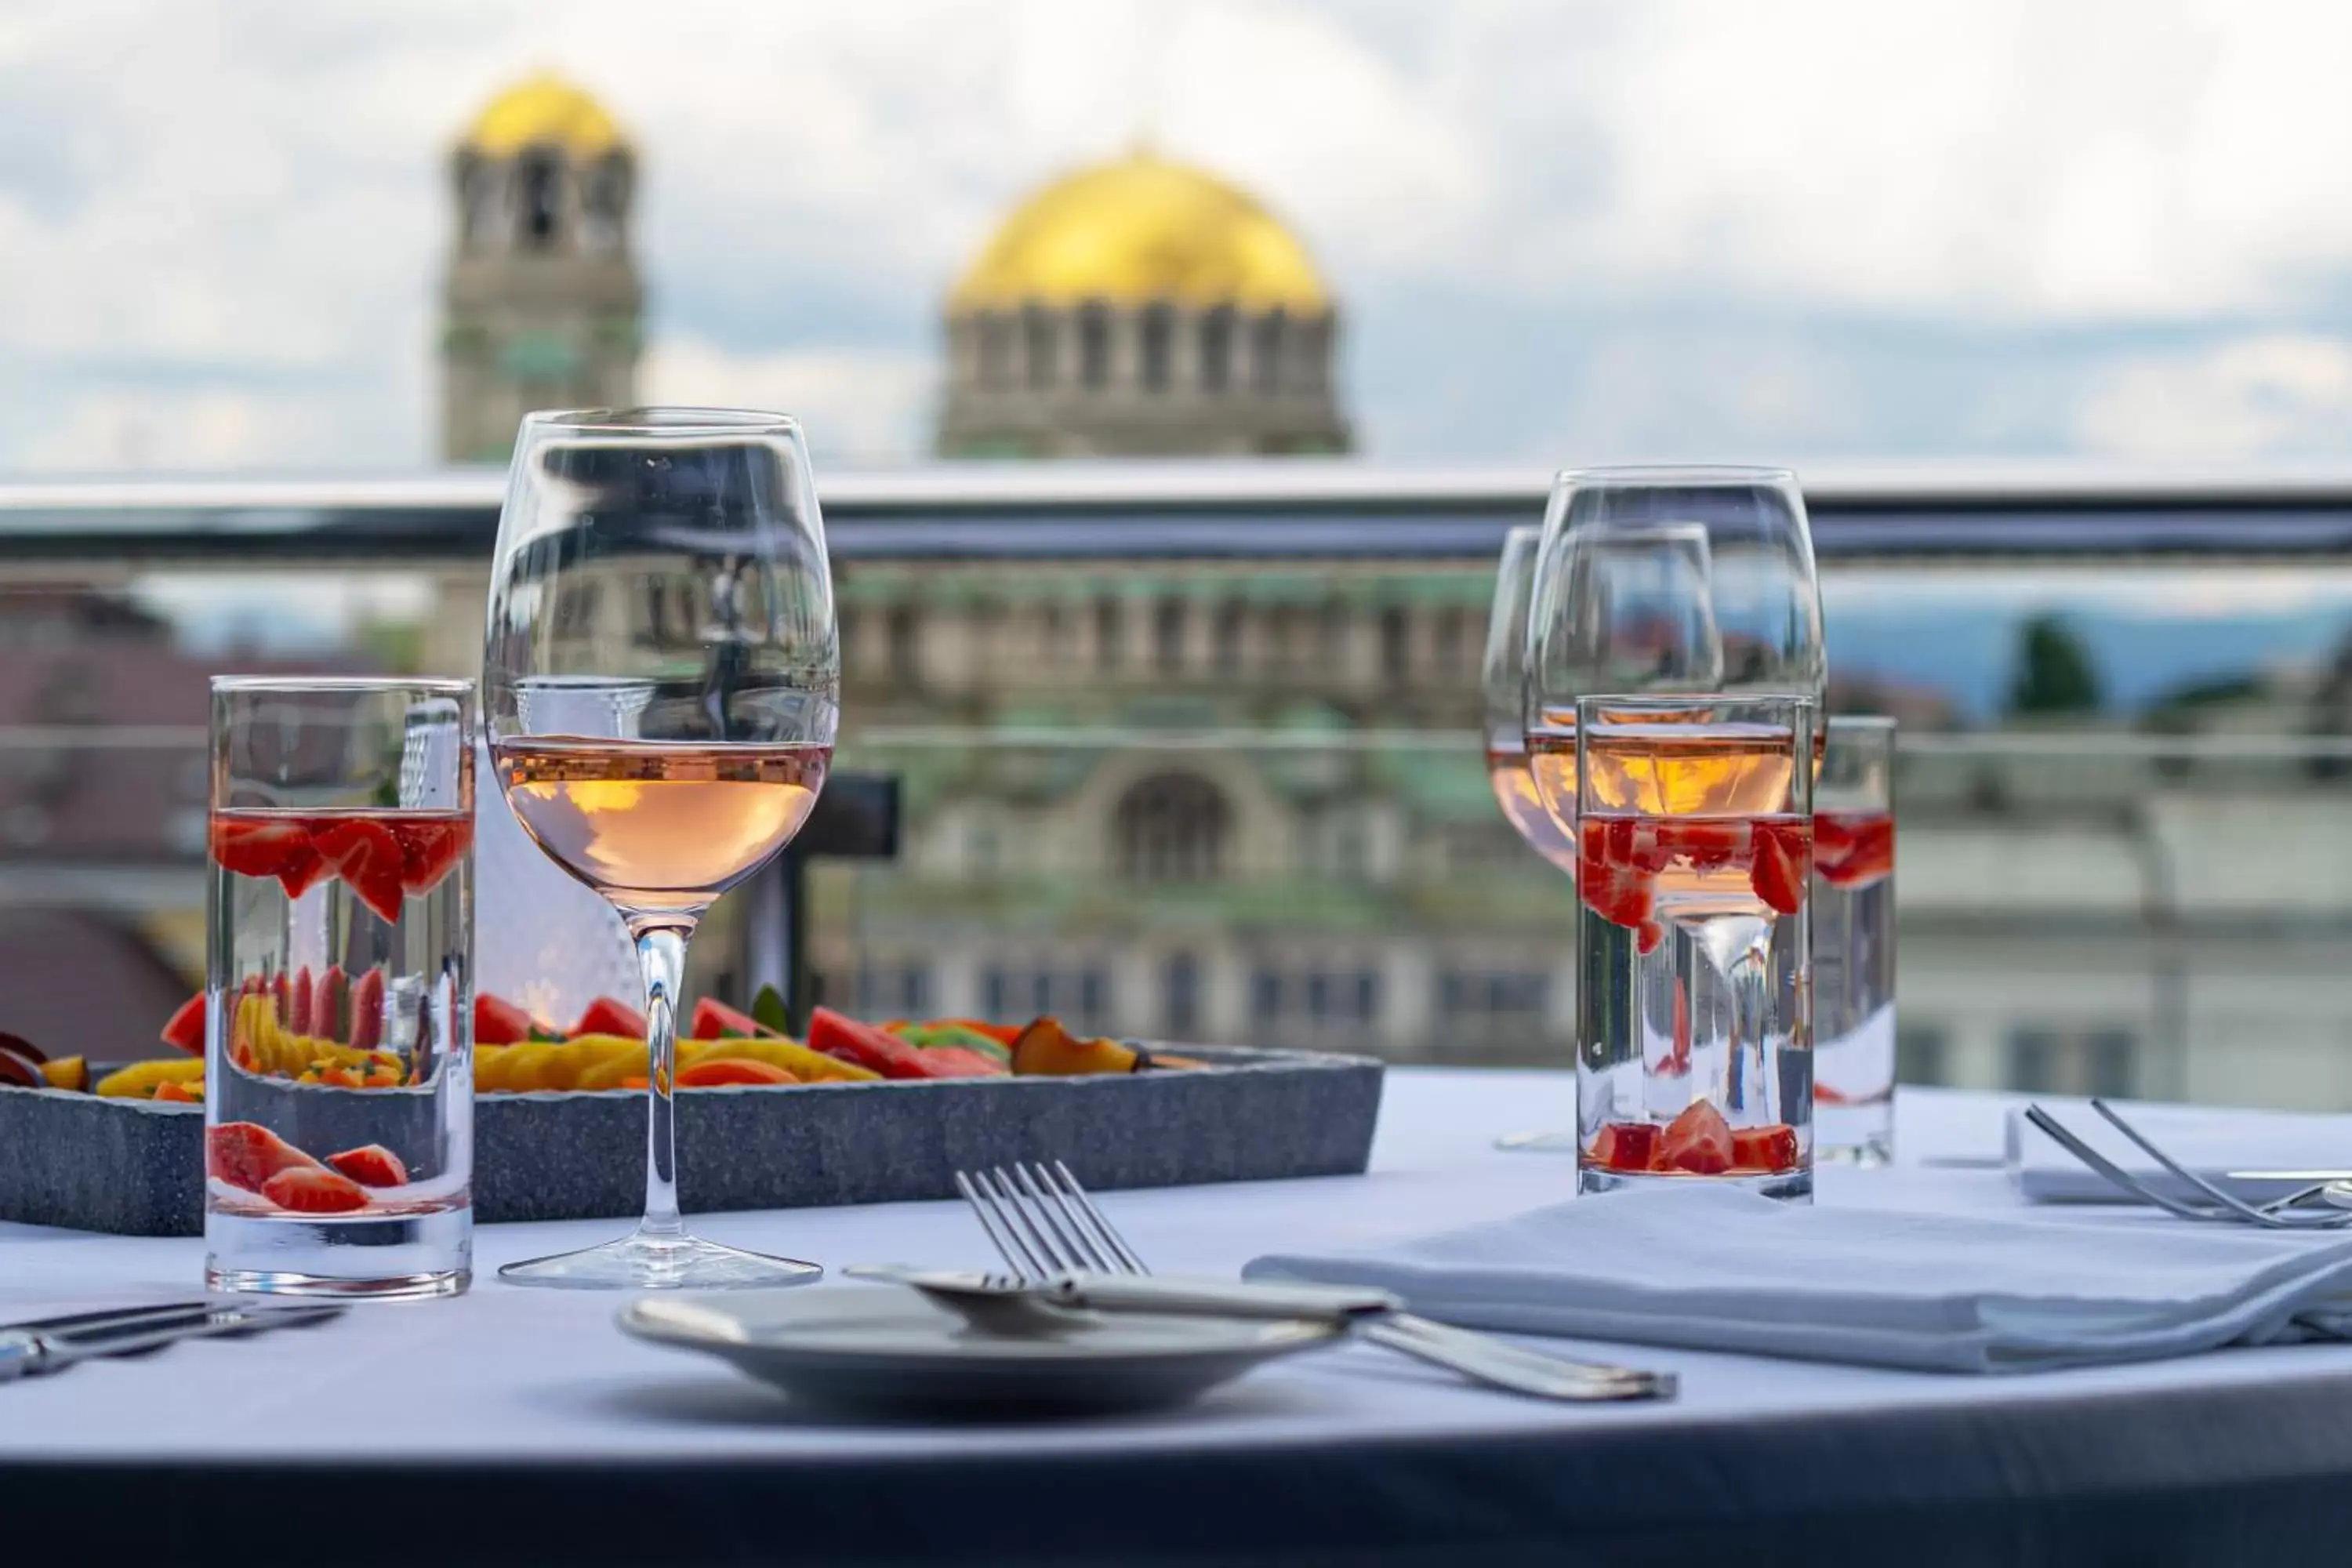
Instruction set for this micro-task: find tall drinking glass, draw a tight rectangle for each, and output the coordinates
[1574,695,1814,1200]
[206,677,475,1298]
[1813,716,1896,1164]
[485,408,838,1290]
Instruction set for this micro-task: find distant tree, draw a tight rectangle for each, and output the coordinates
[2008,615,2103,717]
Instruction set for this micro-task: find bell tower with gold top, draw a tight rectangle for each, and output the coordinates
[938,149,1351,458]
[441,75,644,463]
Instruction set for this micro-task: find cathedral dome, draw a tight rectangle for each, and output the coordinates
[951,150,1329,315]
[463,74,628,159]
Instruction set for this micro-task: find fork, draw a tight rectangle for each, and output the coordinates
[2026,1100,2352,1230]
[956,1162,1675,1403]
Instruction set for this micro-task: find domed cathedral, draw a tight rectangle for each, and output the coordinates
[936,149,1352,458]
[440,75,644,463]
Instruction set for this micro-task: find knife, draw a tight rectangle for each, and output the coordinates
[0,1302,343,1381]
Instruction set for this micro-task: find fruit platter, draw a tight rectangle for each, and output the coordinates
[0,987,1382,1236]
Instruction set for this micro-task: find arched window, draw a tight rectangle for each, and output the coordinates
[1295,317,1330,394]
[1251,310,1287,394]
[1200,307,1235,393]
[581,158,629,252]
[1140,304,1173,391]
[1023,307,1057,388]
[1078,303,1112,388]
[1115,772,1232,882]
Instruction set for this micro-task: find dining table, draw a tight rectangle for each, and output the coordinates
[9,1070,2352,1567]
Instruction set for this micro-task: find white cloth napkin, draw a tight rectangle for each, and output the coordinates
[2006,1098,2352,1205]
[1244,1185,2352,1373]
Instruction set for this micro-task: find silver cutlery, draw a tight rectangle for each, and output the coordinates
[953,1161,1675,1403]
[0,1301,344,1381]
[2026,1099,2352,1229]
[844,1263,1400,1335]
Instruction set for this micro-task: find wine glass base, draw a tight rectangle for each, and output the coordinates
[497,1230,823,1290]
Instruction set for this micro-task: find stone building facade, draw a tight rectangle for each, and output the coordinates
[440,75,644,464]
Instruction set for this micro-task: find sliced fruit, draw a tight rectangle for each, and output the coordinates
[153,1080,201,1103]
[38,1055,86,1091]
[261,1166,370,1214]
[895,1022,1014,1065]
[1659,1100,1735,1175]
[1587,1121,1660,1173]
[0,1048,39,1090]
[209,817,323,894]
[1577,851,1657,931]
[1661,819,1752,870]
[1815,811,1894,889]
[675,1058,798,1087]
[810,1007,974,1080]
[208,1120,323,1190]
[394,817,471,897]
[1008,1017,1141,1076]
[474,993,536,1046]
[913,1045,1009,1078]
[573,996,649,1040]
[270,971,293,1034]
[0,1031,45,1064]
[161,993,206,1055]
[689,996,765,1040]
[97,1057,208,1098]
[326,1145,410,1186]
[289,965,314,1037]
[1635,919,1664,955]
[311,966,347,1042]
[1730,1123,1800,1174]
[674,1034,878,1085]
[313,818,407,923]
[348,967,386,1052]
[925,1017,1022,1047]
[1748,818,1809,916]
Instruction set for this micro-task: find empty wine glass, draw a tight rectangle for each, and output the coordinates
[1534,466,1824,701]
[483,408,839,1290]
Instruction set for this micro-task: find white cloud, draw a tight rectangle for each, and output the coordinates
[639,336,931,463]
[6,0,2352,470]
[2073,335,2352,459]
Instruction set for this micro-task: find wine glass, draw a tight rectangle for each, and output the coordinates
[1491,520,1722,1154]
[1534,466,1824,701]
[484,408,839,1290]
[1523,518,1725,829]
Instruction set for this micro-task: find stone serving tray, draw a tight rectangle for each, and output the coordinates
[0,1045,1384,1237]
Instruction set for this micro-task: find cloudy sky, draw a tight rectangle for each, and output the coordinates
[5,0,2352,472]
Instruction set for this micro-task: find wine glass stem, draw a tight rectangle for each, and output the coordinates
[632,924,691,1242]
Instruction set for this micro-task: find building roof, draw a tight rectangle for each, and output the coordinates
[462,74,628,158]
[951,149,1330,314]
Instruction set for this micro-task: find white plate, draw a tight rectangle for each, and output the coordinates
[619,1284,1345,1417]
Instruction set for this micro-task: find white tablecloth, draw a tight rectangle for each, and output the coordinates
[8,1076,2352,1567]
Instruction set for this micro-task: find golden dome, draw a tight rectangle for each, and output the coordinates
[952,150,1330,315]
[463,74,627,159]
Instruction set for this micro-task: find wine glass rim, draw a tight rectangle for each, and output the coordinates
[209,675,475,695]
[1552,464,1798,487]
[521,406,802,437]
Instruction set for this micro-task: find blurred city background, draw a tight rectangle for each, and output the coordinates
[9,0,2352,1107]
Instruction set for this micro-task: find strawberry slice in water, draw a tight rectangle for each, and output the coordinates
[1660,1100,1734,1174]
[326,1144,409,1187]
[210,816,327,898]
[393,817,471,898]
[1748,818,1809,916]
[348,967,386,1053]
[1577,818,1657,931]
[208,1121,324,1192]
[1730,1123,1800,1174]
[262,1166,370,1214]
[1588,1121,1660,1174]
[313,819,407,923]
